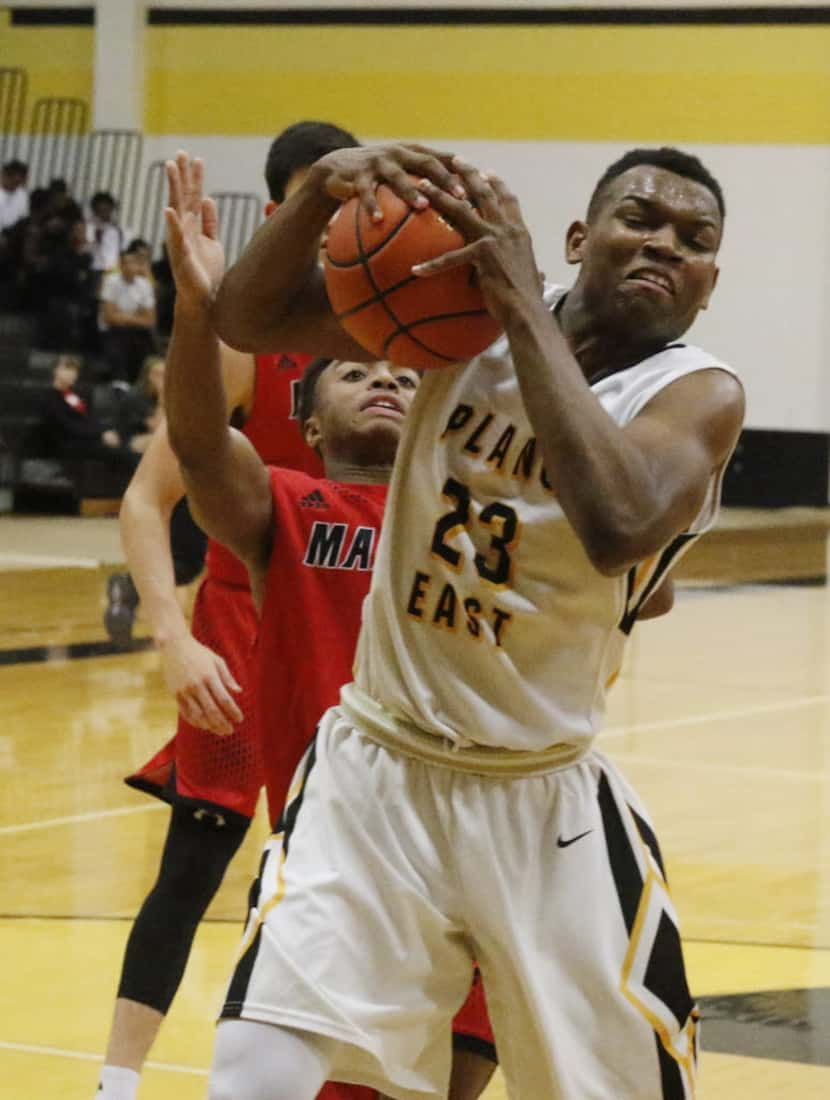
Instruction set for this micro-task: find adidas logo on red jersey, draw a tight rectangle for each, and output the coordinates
[300,489,329,509]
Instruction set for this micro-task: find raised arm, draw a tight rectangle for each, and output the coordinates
[163,154,273,579]
[212,142,467,356]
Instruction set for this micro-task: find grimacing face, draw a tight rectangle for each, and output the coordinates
[304,360,420,464]
[566,165,722,345]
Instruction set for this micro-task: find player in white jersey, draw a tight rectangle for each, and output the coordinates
[204,143,744,1100]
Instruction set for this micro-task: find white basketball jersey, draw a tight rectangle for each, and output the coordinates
[353,286,737,754]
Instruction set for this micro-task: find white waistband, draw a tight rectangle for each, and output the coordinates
[338,682,588,779]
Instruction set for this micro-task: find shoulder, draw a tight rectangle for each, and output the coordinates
[633,355,745,465]
[655,342,736,378]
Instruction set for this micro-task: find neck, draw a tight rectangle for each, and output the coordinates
[558,285,672,380]
[322,456,392,485]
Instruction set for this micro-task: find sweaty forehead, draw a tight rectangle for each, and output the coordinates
[604,165,721,226]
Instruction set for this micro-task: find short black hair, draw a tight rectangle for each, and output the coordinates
[91,190,117,208]
[2,159,27,176]
[297,357,335,428]
[264,121,360,202]
[587,147,725,222]
[122,238,147,257]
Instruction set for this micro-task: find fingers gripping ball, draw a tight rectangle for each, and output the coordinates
[324,184,502,370]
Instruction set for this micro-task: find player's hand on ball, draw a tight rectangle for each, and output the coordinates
[160,632,243,736]
[164,151,226,310]
[412,163,544,327]
[312,143,467,222]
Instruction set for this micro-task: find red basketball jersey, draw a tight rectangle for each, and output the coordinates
[257,467,388,820]
[206,352,324,585]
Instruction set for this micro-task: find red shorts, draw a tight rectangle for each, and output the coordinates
[126,576,264,820]
[450,966,496,1058]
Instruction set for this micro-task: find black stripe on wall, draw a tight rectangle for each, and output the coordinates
[10,6,94,25]
[148,6,830,28]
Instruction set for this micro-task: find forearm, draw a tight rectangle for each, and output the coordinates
[120,487,188,644]
[212,169,337,351]
[506,304,672,571]
[165,300,231,473]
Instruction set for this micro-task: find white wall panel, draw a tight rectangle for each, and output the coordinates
[144,134,830,432]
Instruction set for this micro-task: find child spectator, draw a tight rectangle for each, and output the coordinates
[38,353,138,470]
[86,190,124,278]
[99,241,157,385]
[0,159,29,232]
[118,355,165,453]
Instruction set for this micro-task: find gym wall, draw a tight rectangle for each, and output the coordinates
[2,2,830,442]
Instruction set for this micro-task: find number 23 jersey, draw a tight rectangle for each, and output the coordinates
[353,286,738,755]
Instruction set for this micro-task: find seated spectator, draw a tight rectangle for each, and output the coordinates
[99,241,157,385]
[38,353,138,470]
[0,160,30,300]
[86,190,124,279]
[28,209,96,350]
[150,242,176,343]
[118,355,164,453]
[0,159,29,232]
[126,236,152,278]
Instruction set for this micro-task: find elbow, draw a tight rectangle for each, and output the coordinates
[211,280,259,353]
[583,539,635,577]
[579,519,651,577]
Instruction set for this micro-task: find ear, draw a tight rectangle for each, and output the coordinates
[699,265,719,311]
[264,199,278,218]
[303,415,322,451]
[565,220,588,266]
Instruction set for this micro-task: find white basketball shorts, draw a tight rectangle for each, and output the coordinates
[220,705,698,1100]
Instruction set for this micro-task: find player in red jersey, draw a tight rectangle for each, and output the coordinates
[94,122,362,1100]
[160,154,500,1100]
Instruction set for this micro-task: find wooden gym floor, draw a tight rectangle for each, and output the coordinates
[2,510,830,1099]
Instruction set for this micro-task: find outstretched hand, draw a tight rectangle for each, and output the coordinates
[410,159,544,327]
[164,151,225,309]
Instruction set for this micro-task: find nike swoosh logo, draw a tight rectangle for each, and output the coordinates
[557,829,593,848]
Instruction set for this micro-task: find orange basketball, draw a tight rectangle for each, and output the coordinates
[324,183,502,370]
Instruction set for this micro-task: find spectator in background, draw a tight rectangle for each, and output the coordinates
[118,355,165,454]
[0,187,50,307]
[30,209,96,350]
[0,159,29,232]
[99,241,157,385]
[0,160,30,301]
[86,190,124,278]
[125,236,153,278]
[38,353,138,470]
[150,243,175,343]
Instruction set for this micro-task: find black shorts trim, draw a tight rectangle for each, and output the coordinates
[124,766,252,829]
[451,1031,498,1065]
[221,740,320,1018]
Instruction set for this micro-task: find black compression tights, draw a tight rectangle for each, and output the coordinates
[117,803,249,1013]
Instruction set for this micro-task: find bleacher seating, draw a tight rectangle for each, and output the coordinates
[0,335,131,513]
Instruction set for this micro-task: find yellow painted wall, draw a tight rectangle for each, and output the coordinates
[0,9,93,123]
[145,23,830,143]
[2,12,830,144]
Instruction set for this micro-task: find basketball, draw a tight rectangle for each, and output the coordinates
[323,183,502,370]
